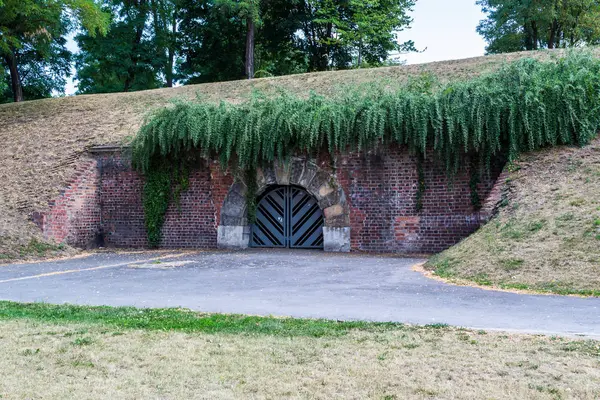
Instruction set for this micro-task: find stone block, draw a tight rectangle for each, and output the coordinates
[324,203,350,227]
[324,204,344,218]
[275,161,290,185]
[217,225,250,249]
[296,161,319,189]
[323,227,351,253]
[220,189,247,226]
[289,158,305,184]
[256,167,277,192]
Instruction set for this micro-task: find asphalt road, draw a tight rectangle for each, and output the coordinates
[1,249,599,337]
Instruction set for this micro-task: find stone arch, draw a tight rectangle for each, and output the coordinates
[217,157,351,252]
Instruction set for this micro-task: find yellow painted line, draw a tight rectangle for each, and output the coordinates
[0,253,191,284]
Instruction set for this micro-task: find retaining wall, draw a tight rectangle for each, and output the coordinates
[36,146,505,254]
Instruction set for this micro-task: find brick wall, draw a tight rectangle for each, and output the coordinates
[98,153,147,247]
[36,157,102,248]
[39,147,503,253]
[99,154,220,248]
[209,163,234,227]
[336,146,502,253]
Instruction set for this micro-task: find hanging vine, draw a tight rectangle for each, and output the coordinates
[130,50,600,244]
[142,159,192,248]
[245,168,258,224]
[143,163,172,248]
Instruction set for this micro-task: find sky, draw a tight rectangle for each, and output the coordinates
[398,0,488,64]
[65,0,488,95]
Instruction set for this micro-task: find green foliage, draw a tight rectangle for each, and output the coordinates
[0,0,109,102]
[0,301,407,337]
[142,158,192,246]
[178,0,417,83]
[0,68,7,96]
[298,0,416,70]
[179,0,247,83]
[245,168,258,223]
[19,239,65,258]
[75,0,177,94]
[172,161,190,208]
[477,0,600,53]
[132,51,600,180]
[143,163,171,248]
[337,0,417,67]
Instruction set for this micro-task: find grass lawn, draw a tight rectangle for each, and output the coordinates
[0,302,599,399]
[427,138,600,297]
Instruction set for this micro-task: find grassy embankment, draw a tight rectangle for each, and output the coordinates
[0,301,599,399]
[427,138,600,297]
[0,49,588,260]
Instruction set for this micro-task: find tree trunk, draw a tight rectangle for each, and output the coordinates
[245,16,255,79]
[325,22,332,69]
[531,21,539,50]
[5,53,23,102]
[124,0,147,92]
[166,48,174,87]
[548,19,559,49]
[357,39,363,67]
[166,14,177,87]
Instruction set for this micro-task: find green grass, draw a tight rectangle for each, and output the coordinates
[0,301,404,338]
[430,264,600,297]
[428,255,600,297]
[497,283,600,298]
[501,258,525,271]
[17,239,65,259]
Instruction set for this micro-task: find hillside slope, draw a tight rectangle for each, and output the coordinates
[427,138,600,296]
[0,48,597,259]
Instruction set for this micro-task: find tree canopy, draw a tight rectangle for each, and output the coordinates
[1,0,417,98]
[478,0,600,53]
[0,0,109,102]
[75,0,176,93]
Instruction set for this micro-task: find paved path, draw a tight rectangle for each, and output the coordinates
[0,250,599,337]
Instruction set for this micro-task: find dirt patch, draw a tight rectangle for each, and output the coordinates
[1,319,598,399]
[428,138,600,296]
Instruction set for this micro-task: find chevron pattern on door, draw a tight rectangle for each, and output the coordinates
[251,186,324,249]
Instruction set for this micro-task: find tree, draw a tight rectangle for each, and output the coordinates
[76,0,180,94]
[340,0,416,67]
[1,37,72,103]
[0,0,109,102]
[76,0,171,93]
[179,0,247,83]
[150,0,179,87]
[179,0,308,82]
[216,0,261,79]
[255,0,308,76]
[297,0,416,71]
[170,0,419,84]
[477,0,600,54]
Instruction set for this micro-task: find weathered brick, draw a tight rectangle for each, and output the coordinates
[37,146,503,254]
